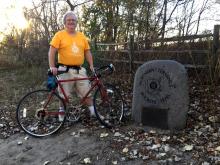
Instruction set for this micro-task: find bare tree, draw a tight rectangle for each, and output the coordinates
[195,0,209,34]
[65,0,93,11]
[160,0,185,39]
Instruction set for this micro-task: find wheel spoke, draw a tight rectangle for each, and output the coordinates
[94,84,124,128]
[16,90,66,137]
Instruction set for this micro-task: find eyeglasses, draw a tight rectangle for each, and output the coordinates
[66,19,77,22]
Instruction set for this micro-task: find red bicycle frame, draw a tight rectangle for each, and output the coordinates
[42,74,105,116]
[59,76,102,103]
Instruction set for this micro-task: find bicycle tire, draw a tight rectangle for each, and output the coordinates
[16,89,66,137]
[93,84,124,128]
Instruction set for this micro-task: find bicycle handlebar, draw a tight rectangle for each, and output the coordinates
[48,63,115,78]
[94,63,115,78]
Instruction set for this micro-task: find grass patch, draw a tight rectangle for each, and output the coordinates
[0,65,48,103]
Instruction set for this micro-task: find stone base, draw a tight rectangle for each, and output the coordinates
[132,60,189,130]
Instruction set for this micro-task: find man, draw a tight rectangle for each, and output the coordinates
[48,11,95,118]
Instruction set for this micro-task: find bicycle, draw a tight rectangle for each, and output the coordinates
[16,64,124,137]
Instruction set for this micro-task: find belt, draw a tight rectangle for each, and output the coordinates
[58,63,81,70]
[68,66,81,70]
[57,64,81,73]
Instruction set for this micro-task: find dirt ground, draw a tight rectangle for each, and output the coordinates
[0,123,140,165]
[1,67,220,165]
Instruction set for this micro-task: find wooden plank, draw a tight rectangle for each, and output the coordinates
[128,35,134,72]
[184,64,208,69]
[98,58,129,63]
[97,50,129,53]
[134,50,210,54]
[98,58,208,69]
[212,25,220,66]
[94,34,213,47]
[97,49,209,54]
[96,42,128,46]
[137,34,213,43]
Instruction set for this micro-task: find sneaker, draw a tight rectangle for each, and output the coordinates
[99,114,105,120]
[90,110,96,117]
[58,108,65,122]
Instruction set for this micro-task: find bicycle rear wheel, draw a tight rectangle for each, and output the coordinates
[93,84,124,128]
[16,89,66,137]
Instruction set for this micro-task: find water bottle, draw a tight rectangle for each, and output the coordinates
[47,70,57,90]
[58,108,65,122]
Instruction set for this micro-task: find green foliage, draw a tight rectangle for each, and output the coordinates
[81,0,158,43]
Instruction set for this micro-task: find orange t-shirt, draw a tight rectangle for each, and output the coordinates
[50,30,90,66]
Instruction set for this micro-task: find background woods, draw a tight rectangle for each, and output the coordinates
[0,0,219,81]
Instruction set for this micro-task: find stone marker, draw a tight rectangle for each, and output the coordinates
[132,60,189,130]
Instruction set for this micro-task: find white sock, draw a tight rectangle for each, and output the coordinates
[59,107,64,111]
[88,106,95,116]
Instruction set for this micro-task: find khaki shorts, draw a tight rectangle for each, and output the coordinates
[58,67,91,99]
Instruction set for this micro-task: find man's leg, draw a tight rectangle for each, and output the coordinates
[84,97,95,116]
[57,71,74,120]
[76,67,96,117]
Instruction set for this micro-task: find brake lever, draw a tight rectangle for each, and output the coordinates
[109,63,115,72]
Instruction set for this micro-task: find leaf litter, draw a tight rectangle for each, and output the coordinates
[0,70,220,164]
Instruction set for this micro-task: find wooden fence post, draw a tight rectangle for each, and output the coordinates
[94,39,98,50]
[212,25,220,79]
[129,35,134,72]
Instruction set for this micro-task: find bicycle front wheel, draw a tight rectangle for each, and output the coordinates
[93,84,124,128]
[16,90,66,137]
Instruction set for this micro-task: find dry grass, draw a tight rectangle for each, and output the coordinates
[0,65,47,104]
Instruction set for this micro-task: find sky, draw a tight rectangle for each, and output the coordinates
[0,0,32,33]
[201,0,220,32]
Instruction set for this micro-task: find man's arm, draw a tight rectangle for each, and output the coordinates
[48,46,58,75]
[85,50,94,72]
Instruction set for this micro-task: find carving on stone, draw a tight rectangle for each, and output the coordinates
[139,68,176,104]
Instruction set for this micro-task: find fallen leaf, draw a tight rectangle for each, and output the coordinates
[130,138,135,142]
[114,132,121,137]
[142,155,149,160]
[79,129,86,133]
[132,149,138,156]
[71,132,76,136]
[151,144,161,150]
[122,147,129,153]
[112,161,117,164]
[83,157,91,164]
[43,161,50,165]
[159,153,166,157]
[174,156,181,162]
[209,116,218,123]
[215,146,220,151]
[183,145,193,151]
[149,130,156,134]
[100,133,109,138]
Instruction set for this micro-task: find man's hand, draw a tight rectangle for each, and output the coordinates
[50,67,58,75]
[90,65,95,73]
[85,50,94,73]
